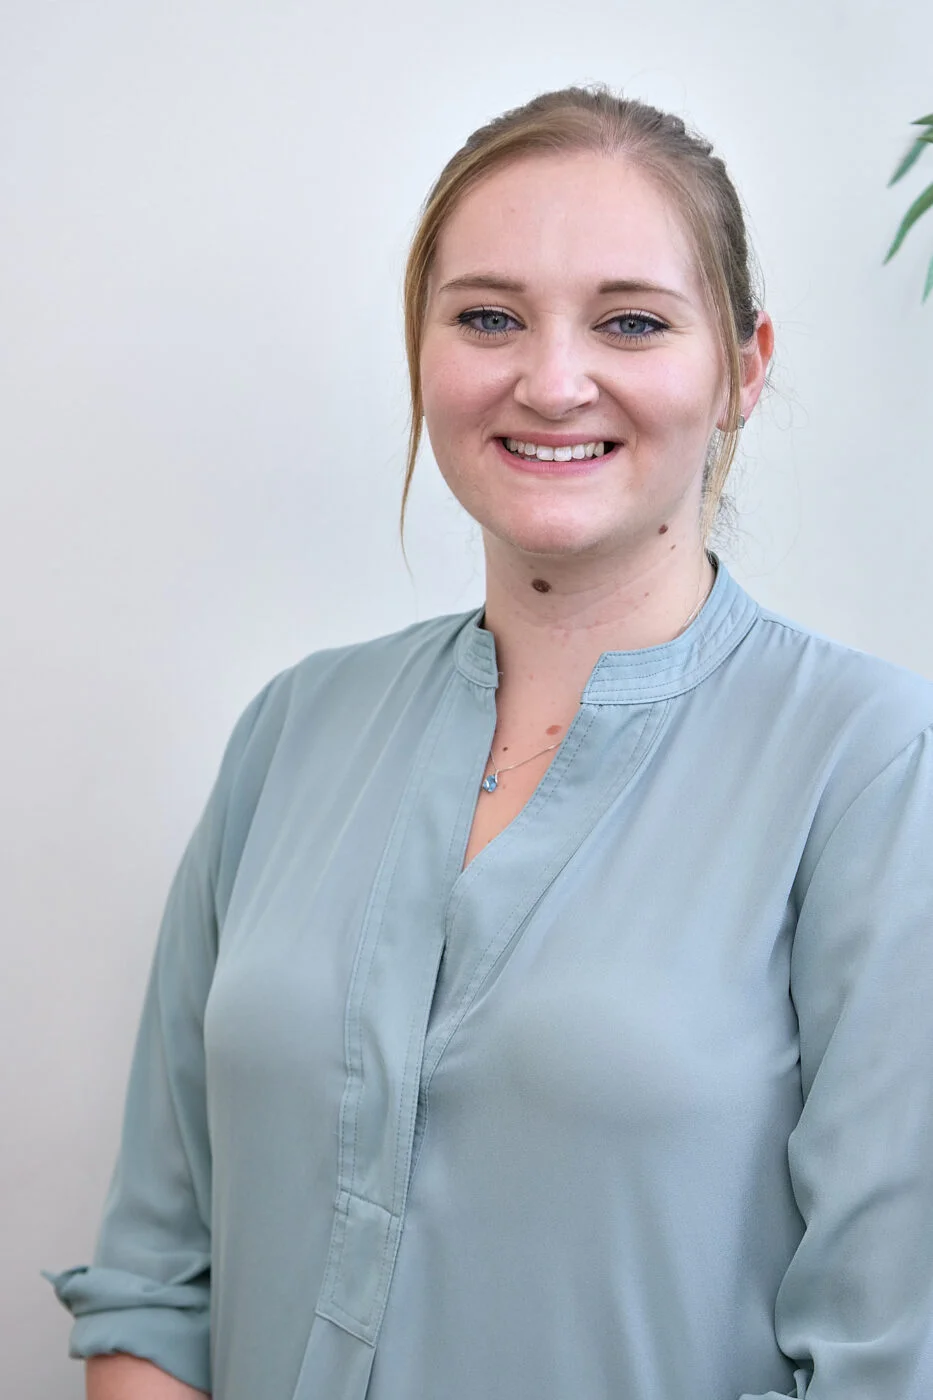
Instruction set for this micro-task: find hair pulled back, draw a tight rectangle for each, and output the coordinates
[402,86,761,539]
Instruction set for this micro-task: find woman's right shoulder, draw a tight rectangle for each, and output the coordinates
[218,607,480,777]
[269,606,478,707]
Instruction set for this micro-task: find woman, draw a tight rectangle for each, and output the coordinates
[47,88,933,1400]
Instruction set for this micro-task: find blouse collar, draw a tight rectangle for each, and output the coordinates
[454,557,760,705]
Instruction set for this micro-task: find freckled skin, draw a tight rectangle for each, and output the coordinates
[531,578,552,593]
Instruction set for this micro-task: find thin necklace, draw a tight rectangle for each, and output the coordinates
[480,740,561,793]
[480,562,711,796]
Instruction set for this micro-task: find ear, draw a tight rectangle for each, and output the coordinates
[737,311,774,423]
[716,311,774,430]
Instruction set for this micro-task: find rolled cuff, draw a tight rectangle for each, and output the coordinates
[43,1264,211,1393]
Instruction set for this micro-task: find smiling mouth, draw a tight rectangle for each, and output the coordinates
[499,437,618,462]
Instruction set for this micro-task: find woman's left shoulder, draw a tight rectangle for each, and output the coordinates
[722,601,933,826]
[746,602,933,752]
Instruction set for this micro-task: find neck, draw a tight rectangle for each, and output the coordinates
[481,532,715,702]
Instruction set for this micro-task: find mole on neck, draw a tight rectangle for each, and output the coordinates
[531,578,551,593]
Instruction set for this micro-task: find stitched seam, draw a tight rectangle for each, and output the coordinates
[354,678,456,1182]
[315,1297,379,1347]
[344,676,457,1177]
[795,722,933,918]
[442,706,595,929]
[585,593,753,678]
[385,681,481,1230]
[441,689,497,914]
[409,1088,431,1181]
[322,675,458,1315]
[585,603,759,703]
[423,701,667,1090]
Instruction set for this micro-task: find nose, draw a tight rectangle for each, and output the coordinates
[512,325,600,419]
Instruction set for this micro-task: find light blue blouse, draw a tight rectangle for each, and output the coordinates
[46,561,933,1400]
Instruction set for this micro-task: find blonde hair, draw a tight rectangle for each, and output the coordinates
[401,86,761,541]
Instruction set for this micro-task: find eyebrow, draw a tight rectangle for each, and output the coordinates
[437,273,691,304]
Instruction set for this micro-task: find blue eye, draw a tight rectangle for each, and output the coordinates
[455,307,668,344]
[457,308,520,338]
[602,313,668,342]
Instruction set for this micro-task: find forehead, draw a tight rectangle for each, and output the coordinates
[432,151,700,298]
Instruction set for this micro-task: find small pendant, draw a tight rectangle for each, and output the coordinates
[481,773,498,793]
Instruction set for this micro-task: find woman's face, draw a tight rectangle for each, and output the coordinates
[420,151,739,561]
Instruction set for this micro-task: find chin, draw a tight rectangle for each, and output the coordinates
[485,514,627,559]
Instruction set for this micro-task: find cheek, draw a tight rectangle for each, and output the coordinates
[421,343,510,440]
[637,360,722,430]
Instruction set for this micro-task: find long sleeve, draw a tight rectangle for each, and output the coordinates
[39,575,933,1400]
[44,679,279,1393]
[740,725,933,1400]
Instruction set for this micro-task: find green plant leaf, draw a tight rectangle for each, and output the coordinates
[924,253,933,303]
[889,138,927,185]
[885,180,933,261]
[921,131,933,145]
[912,113,933,125]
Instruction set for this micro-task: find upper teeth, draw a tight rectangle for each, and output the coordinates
[504,438,608,461]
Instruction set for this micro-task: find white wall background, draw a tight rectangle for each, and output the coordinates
[2,0,931,1391]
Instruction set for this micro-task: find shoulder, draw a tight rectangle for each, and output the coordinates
[723,599,933,843]
[735,601,933,763]
[219,608,478,774]
[269,607,476,711]
[202,609,477,885]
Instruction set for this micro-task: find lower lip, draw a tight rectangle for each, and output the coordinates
[494,438,620,475]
